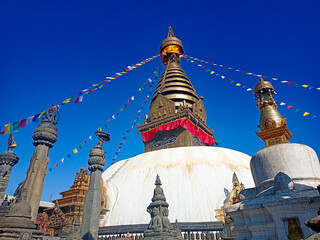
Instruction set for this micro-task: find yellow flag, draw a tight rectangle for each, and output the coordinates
[132,66,136,68]
[210,71,215,74]
[92,83,98,87]
[39,111,46,118]
[247,73,253,75]
[302,85,309,88]
[4,124,11,134]
[190,60,194,62]
[99,85,104,88]
[73,148,78,154]
[98,127,102,131]
[62,98,72,103]
[138,88,141,92]
[110,77,116,79]
[303,112,310,117]
[236,83,241,86]
[272,78,278,80]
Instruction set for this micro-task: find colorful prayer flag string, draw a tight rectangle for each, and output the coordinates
[183,55,320,92]
[182,57,318,121]
[49,67,162,172]
[1,54,160,135]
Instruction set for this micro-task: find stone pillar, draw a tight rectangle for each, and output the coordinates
[21,105,59,221]
[81,131,110,240]
[0,150,19,205]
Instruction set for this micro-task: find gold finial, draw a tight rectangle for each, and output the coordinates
[8,134,17,151]
[168,26,175,37]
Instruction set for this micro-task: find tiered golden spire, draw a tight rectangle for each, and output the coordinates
[152,26,200,111]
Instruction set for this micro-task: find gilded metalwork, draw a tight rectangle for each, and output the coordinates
[94,131,110,149]
[8,134,17,150]
[138,27,215,152]
[254,77,292,147]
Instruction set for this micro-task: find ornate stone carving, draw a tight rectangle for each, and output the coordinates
[144,175,183,240]
[0,148,19,206]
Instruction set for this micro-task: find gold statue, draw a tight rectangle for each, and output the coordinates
[8,134,17,150]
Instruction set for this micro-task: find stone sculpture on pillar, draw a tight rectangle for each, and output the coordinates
[0,188,43,239]
[144,175,183,240]
[21,104,59,221]
[80,130,110,240]
[0,134,19,206]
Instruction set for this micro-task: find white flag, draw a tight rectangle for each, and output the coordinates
[131,96,134,101]
[27,116,33,125]
[89,135,92,140]
[112,115,115,119]
[61,158,64,163]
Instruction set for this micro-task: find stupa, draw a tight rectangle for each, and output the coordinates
[224,77,320,239]
[100,27,255,230]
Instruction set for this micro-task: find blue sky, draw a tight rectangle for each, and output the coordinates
[1,0,319,201]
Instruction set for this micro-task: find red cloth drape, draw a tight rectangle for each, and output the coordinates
[141,117,215,146]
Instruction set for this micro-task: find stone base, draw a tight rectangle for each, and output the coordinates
[144,231,183,240]
[0,227,44,240]
[307,232,320,240]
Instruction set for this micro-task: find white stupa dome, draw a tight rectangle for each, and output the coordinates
[100,146,254,226]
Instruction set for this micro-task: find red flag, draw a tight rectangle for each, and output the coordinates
[74,97,80,103]
[19,119,26,128]
[0,130,4,134]
[108,119,111,123]
[287,105,293,109]
[287,82,294,85]
[84,140,87,144]
[55,162,58,167]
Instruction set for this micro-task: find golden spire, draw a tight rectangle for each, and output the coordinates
[254,77,292,147]
[152,26,199,111]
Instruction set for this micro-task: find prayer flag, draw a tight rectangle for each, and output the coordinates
[236,83,241,86]
[33,114,40,122]
[287,82,294,85]
[27,116,33,125]
[303,112,310,117]
[98,127,102,131]
[79,145,83,149]
[247,88,252,91]
[74,97,80,103]
[302,85,309,88]
[221,76,225,79]
[62,98,72,103]
[4,124,10,134]
[287,105,293,109]
[12,121,19,132]
[73,148,78,154]
[55,162,58,167]
[108,119,111,123]
[104,123,107,128]
[19,119,26,128]
[280,102,286,106]
[120,108,123,111]
[84,140,87,144]
[295,109,301,113]
[112,115,115,119]
[89,135,92,140]
[39,111,46,118]
[138,88,141,91]
[61,158,64,163]
[67,153,71,158]
[49,167,52,172]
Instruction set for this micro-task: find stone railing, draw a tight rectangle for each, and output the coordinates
[98,221,224,240]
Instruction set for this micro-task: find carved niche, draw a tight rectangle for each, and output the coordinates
[149,94,175,121]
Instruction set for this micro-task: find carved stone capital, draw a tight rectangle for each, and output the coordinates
[32,120,58,148]
[0,150,19,167]
[88,148,105,172]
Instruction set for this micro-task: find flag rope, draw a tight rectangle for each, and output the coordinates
[48,67,162,172]
[182,57,318,120]
[183,55,320,92]
[1,54,160,135]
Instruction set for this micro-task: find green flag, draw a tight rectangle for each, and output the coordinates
[12,121,19,132]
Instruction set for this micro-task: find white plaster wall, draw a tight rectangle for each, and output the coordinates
[100,146,254,226]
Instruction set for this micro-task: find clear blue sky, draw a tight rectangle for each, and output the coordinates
[1,0,319,202]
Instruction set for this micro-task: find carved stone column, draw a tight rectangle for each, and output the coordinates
[0,150,19,205]
[81,131,110,240]
[21,105,59,221]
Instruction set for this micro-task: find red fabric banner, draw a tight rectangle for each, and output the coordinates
[141,117,215,146]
